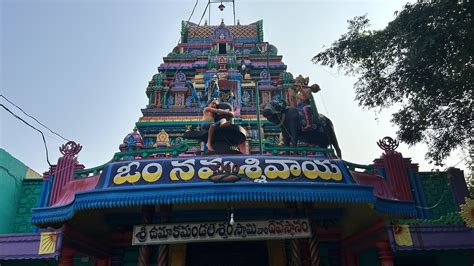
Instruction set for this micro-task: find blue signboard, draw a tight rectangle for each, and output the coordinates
[96,156,353,189]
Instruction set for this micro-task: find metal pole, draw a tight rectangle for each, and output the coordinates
[208,0,211,24]
[233,0,236,25]
[266,42,269,71]
[255,82,263,154]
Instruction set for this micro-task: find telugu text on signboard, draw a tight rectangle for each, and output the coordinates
[97,156,350,189]
[132,219,311,245]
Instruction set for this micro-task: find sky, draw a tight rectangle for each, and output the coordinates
[1,0,468,175]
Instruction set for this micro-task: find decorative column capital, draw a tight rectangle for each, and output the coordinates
[60,141,82,157]
[377,137,399,153]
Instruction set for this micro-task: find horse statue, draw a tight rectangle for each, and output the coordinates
[262,101,342,158]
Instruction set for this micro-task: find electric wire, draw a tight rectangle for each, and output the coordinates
[198,2,210,25]
[186,0,199,26]
[171,0,199,78]
[1,104,52,166]
[0,94,70,142]
[148,0,200,141]
[317,91,330,117]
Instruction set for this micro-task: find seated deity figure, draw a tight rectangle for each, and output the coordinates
[294,75,321,131]
[295,75,312,131]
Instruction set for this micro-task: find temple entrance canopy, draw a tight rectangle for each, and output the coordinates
[23,14,474,266]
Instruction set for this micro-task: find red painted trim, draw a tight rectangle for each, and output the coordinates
[110,231,133,246]
[373,151,415,202]
[383,152,413,201]
[94,257,111,266]
[341,247,358,266]
[50,156,76,205]
[341,220,386,248]
[62,225,111,258]
[376,241,394,266]
[58,246,75,266]
[340,220,391,266]
[315,227,340,240]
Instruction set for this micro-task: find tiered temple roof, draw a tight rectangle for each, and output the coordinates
[138,20,288,150]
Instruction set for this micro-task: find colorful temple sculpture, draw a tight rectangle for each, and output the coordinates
[1,19,473,266]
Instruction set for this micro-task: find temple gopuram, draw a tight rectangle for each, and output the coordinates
[1,17,473,266]
[139,19,288,152]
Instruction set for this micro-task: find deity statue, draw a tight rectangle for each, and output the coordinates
[207,75,220,102]
[167,95,175,107]
[293,75,320,131]
[242,90,251,105]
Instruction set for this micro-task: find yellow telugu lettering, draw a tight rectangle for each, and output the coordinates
[142,162,162,182]
[170,159,195,181]
[301,160,342,181]
[198,158,222,180]
[113,162,141,184]
[263,159,300,179]
[112,158,344,185]
[239,158,262,179]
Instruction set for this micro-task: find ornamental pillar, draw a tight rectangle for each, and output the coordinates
[138,205,155,266]
[157,204,172,266]
[58,247,75,266]
[155,92,162,108]
[110,249,124,266]
[341,248,357,266]
[303,203,320,266]
[93,257,111,266]
[50,142,83,205]
[286,202,302,266]
[373,137,414,201]
[376,241,394,266]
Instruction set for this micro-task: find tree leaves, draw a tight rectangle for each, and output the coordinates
[313,0,473,165]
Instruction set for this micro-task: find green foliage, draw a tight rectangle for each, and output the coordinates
[313,1,473,165]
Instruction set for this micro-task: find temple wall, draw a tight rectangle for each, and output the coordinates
[0,149,29,233]
[12,179,43,233]
[419,172,458,218]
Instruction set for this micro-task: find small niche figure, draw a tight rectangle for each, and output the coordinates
[201,98,234,151]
